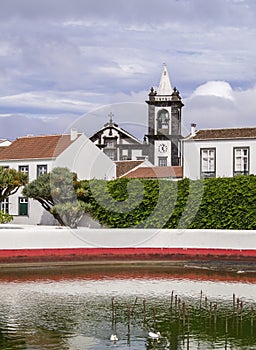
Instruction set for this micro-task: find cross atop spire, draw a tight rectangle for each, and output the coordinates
[158,64,172,96]
[108,112,114,126]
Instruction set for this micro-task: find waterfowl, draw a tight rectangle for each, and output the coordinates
[110,334,118,341]
[148,331,160,339]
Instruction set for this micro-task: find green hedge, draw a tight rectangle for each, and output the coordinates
[82,175,256,229]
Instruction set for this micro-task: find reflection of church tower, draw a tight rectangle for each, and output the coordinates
[146,65,184,166]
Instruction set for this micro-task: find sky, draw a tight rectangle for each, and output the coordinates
[1,0,256,140]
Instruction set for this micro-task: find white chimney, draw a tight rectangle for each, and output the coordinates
[70,128,78,141]
[191,123,196,137]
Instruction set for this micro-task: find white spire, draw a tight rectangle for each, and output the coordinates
[158,64,172,95]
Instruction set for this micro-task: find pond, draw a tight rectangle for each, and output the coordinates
[0,264,255,349]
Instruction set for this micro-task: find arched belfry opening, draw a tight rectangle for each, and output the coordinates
[157,109,169,134]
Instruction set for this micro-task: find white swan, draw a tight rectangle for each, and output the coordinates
[110,334,118,341]
[148,331,160,339]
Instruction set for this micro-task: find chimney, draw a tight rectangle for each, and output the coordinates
[191,123,196,137]
[70,128,78,141]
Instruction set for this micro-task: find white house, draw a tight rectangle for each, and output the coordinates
[182,125,256,180]
[0,130,115,225]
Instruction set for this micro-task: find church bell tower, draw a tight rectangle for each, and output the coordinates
[146,65,184,166]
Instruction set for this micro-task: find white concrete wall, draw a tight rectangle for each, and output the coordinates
[122,139,132,145]
[0,159,53,182]
[10,197,51,225]
[0,226,255,250]
[54,134,116,180]
[183,139,256,180]
[132,149,143,160]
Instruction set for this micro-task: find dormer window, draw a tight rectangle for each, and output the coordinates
[106,141,114,148]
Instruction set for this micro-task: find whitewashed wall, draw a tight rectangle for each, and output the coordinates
[183,138,256,180]
[154,140,172,166]
[54,134,116,180]
[0,159,54,224]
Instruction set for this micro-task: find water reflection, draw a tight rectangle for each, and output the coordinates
[0,265,255,349]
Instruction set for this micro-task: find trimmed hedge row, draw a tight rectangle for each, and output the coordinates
[83,175,256,229]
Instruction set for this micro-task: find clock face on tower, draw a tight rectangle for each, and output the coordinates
[158,143,168,153]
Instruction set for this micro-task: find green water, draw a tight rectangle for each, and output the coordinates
[0,266,255,349]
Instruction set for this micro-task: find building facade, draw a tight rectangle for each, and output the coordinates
[90,112,148,162]
[183,126,256,180]
[0,130,115,224]
[90,65,184,168]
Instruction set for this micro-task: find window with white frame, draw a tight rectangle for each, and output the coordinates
[37,164,48,178]
[19,165,29,177]
[234,147,249,175]
[200,148,216,178]
[0,198,9,214]
[158,157,167,167]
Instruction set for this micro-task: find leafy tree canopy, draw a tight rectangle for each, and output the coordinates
[23,167,91,228]
[0,166,28,203]
[0,211,13,224]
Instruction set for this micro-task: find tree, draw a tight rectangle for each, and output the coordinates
[0,166,28,202]
[0,211,13,224]
[23,167,91,228]
[0,167,28,224]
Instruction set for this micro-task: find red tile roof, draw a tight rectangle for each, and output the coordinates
[115,160,144,178]
[190,127,256,140]
[0,134,81,161]
[122,166,183,179]
[0,147,8,154]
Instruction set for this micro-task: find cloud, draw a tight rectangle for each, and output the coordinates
[0,114,76,140]
[0,91,99,113]
[2,81,256,143]
[0,0,255,96]
[192,81,234,100]
[0,0,255,28]
[0,90,149,140]
[184,82,256,133]
[0,0,255,141]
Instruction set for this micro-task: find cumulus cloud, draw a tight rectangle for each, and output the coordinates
[192,81,234,100]
[184,82,256,133]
